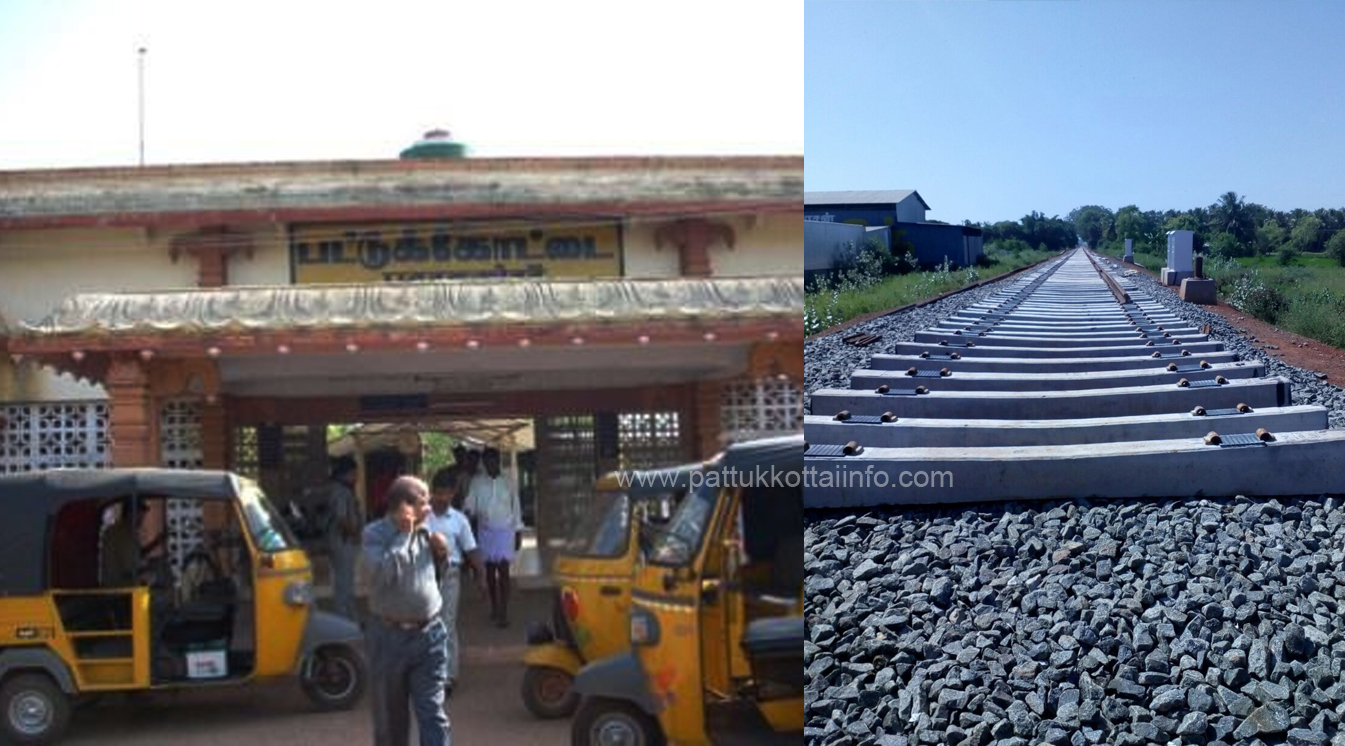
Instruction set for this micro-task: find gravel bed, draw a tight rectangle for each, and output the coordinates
[805,257,1345,745]
[805,496,1345,746]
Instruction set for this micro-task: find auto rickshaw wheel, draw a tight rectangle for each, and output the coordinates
[521,665,580,719]
[570,697,665,746]
[300,645,366,711]
[0,673,71,745]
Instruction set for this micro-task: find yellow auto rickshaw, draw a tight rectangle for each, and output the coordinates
[522,463,695,719]
[569,434,805,746]
[0,469,366,745]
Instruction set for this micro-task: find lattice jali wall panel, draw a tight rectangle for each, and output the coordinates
[720,377,804,443]
[160,399,205,578]
[0,401,110,473]
[618,412,687,471]
[161,400,205,470]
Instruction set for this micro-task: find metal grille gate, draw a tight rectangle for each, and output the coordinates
[618,412,686,470]
[535,415,598,556]
[535,411,690,566]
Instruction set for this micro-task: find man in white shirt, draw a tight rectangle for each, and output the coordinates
[465,447,524,627]
[427,468,488,694]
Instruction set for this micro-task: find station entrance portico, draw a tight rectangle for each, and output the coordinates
[10,276,803,579]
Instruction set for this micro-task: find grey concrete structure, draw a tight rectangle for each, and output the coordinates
[871,351,1242,373]
[848,361,1264,392]
[911,330,1210,348]
[930,324,1206,339]
[1180,277,1217,304]
[806,247,1345,506]
[810,376,1290,420]
[890,340,1227,359]
[804,405,1329,448]
[806,430,1345,507]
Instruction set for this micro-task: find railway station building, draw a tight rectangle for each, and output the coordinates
[0,143,803,572]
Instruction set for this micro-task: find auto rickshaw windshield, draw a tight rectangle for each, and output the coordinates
[647,481,717,567]
[238,480,298,553]
[566,490,631,558]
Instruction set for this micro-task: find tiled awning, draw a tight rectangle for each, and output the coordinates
[20,276,803,338]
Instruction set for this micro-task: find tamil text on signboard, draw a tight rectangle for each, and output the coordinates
[290,222,623,283]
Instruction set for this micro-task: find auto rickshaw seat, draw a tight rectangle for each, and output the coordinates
[159,600,234,648]
[741,616,803,655]
[741,616,805,690]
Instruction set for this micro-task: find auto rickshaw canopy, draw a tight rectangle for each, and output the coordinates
[714,433,803,475]
[593,460,704,496]
[0,468,239,596]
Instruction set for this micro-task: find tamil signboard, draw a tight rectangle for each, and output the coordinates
[290,221,623,283]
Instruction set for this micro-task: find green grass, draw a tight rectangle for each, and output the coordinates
[1090,244,1345,350]
[805,249,1056,335]
[1198,256,1345,350]
[1234,252,1338,269]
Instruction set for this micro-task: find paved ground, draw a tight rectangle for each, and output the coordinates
[63,588,568,745]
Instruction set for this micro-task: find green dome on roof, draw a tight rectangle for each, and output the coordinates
[399,129,467,159]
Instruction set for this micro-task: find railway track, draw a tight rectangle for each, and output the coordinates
[803,248,1345,507]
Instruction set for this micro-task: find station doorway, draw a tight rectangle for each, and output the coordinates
[224,403,753,586]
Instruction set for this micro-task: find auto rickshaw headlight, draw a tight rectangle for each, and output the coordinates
[284,579,314,607]
[630,607,660,646]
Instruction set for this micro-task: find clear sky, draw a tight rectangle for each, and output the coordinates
[806,0,1345,224]
[0,0,801,169]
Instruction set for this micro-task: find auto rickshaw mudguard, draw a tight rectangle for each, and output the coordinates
[523,641,583,676]
[571,652,658,715]
[292,609,364,675]
[0,647,77,694]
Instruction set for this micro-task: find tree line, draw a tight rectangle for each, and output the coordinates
[1066,193,1345,264]
[965,211,1080,254]
[965,193,1345,265]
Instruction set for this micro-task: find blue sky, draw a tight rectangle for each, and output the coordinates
[806,0,1345,224]
[0,0,800,168]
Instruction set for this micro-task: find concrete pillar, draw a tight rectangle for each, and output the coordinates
[508,447,521,508]
[692,379,726,460]
[199,397,228,469]
[106,356,157,467]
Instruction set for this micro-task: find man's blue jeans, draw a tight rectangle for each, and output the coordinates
[367,616,451,746]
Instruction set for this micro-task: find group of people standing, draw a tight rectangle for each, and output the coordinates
[323,443,525,746]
